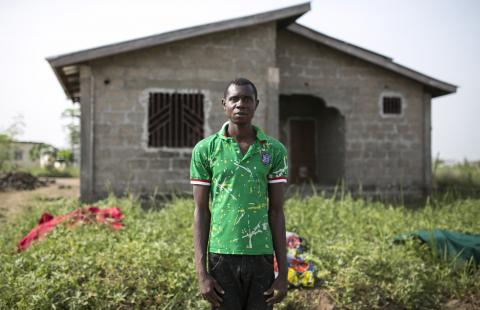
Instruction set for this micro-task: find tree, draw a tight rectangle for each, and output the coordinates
[29,143,57,169]
[57,149,74,164]
[61,105,80,163]
[0,114,25,172]
[0,134,13,171]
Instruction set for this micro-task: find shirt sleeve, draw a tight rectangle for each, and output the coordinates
[267,142,288,184]
[190,142,211,186]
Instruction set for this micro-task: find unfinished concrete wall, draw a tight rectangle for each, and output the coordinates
[79,22,278,201]
[423,93,432,194]
[9,143,40,169]
[277,29,431,198]
[79,65,94,200]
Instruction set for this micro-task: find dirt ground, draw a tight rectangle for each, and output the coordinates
[0,178,79,222]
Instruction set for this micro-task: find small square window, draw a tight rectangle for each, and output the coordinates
[14,150,23,160]
[148,92,204,148]
[383,96,402,115]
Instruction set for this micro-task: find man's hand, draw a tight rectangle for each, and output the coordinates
[199,273,224,308]
[193,185,222,306]
[263,276,288,305]
[266,182,288,305]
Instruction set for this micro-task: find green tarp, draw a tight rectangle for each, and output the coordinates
[394,229,480,266]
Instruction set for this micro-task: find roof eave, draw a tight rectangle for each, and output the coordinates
[286,23,457,98]
[50,64,73,100]
[46,2,310,102]
[47,2,310,68]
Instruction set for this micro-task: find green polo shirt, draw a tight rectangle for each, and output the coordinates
[190,122,288,255]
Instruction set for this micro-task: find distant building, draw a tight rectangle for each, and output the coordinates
[9,141,47,169]
[47,2,456,202]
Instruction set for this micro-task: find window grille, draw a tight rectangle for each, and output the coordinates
[382,96,402,115]
[148,92,204,147]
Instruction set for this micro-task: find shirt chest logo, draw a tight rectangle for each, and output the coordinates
[261,151,270,166]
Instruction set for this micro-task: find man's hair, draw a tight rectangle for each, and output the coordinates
[223,78,258,100]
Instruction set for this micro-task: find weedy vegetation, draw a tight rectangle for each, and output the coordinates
[22,166,80,178]
[0,191,479,309]
[433,159,480,198]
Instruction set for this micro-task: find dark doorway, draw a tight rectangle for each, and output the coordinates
[290,119,316,183]
[279,94,345,185]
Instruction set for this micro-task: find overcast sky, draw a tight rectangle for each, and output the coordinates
[0,0,479,161]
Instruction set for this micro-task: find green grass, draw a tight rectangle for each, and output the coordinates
[433,159,480,198]
[1,165,79,179]
[0,193,479,309]
[24,166,80,178]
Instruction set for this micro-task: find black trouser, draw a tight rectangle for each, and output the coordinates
[208,253,275,310]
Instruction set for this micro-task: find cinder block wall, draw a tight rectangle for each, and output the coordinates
[79,23,278,201]
[277,29,431,198]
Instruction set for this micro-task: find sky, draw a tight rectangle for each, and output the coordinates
[0,0,479,161]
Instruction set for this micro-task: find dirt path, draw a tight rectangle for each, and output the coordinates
[0,178,79,222]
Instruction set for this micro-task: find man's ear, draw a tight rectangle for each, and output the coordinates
[255,99,259,110]
[222,98,227,111]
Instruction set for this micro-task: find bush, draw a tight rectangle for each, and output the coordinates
[0,195,207,309]
[25,166,79,178]
[433,159,480,198]
[282,194,479,309]
[0,194,478,309]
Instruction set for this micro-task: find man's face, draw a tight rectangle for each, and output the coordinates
[222,84,259,125]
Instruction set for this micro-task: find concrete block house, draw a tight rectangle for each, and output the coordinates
[47,3,456,202]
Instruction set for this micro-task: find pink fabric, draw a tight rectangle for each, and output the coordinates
[17,207,123,252]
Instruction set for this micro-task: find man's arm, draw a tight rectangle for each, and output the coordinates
[264,183,288,305]
[193,185,224,307]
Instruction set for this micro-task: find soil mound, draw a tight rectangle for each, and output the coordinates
[0,172,51,191]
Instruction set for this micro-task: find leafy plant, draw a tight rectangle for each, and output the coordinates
[56,149,74,164]
[0,133,15,171]
[0,193,478,309]
[433,159,480,198]
[61,106,80,164]
[28,143,57,168]
[0,114,25,172]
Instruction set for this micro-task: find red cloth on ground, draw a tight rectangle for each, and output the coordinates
[16,207,123,252]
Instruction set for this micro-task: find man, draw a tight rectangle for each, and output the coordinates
[191,78,288,310]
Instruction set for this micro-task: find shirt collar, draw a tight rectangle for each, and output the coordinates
[217,121,267,143]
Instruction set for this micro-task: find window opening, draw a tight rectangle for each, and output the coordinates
[383,96,402,115]
[14,150,23,160]
[148,92,204,147]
